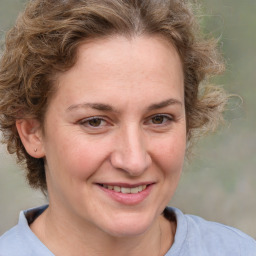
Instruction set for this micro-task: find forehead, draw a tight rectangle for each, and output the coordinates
[74,35,183,79]
[51,35,184,110]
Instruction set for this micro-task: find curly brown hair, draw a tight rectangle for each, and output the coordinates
[0,0,227,192]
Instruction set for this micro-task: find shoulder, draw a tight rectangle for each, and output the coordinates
[186,213,256,254]
[165,207,256,256]
[0,205,52,256]
[0,225,24,256]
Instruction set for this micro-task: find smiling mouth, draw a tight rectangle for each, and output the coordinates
[99,184,148,194]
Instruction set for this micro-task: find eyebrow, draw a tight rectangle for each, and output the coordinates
[147,98,182,111]
[66,98,182,113]
[66,103,115,112]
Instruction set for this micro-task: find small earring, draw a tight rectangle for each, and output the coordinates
[34,148,38,152]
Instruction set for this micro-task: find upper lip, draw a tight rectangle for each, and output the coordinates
[96,182,155,188]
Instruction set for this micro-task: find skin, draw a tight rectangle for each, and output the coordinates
[17,35,186,256]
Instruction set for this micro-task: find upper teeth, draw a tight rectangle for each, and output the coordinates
[102,184,147,194]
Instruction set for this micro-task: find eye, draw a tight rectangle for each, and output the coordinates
[79,117,107,128]
[146,114,173,126]
[88,118,103,127]
[151,115,165,124]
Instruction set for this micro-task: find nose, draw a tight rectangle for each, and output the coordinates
[110,125,152,176]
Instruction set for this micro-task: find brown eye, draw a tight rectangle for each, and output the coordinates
[79,116,110,133]
[152,116,164,124]
[147,114,173,126]
[88,118,102,127]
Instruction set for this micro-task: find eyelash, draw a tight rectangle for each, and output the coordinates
[145,114,173,126]
[79,114,174,129]
[79,116,108,128]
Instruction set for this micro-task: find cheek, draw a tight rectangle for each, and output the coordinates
[56,140,108,179]
[44,136,110,203]
[150,132,186,209]
[152,131,186,172]
[55,143,101,179]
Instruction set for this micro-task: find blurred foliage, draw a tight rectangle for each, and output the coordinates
[0,0,255,238]
[172,0,256,238]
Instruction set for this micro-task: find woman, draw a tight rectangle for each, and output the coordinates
[0,0,255,255]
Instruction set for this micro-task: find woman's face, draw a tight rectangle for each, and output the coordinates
[41,35,186,237]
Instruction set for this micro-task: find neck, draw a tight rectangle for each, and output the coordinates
[30,206,175,256]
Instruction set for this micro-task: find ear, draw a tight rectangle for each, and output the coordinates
[16,119,45,158]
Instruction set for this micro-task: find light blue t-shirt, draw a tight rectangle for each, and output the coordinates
[0,205,255,255]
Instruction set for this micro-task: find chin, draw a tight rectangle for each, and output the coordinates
[99,212,156,238]
[106,225,150,238]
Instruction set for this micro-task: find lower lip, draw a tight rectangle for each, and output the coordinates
[98,184,154,205]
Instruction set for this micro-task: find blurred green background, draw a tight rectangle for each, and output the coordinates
[0,0,255,238]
